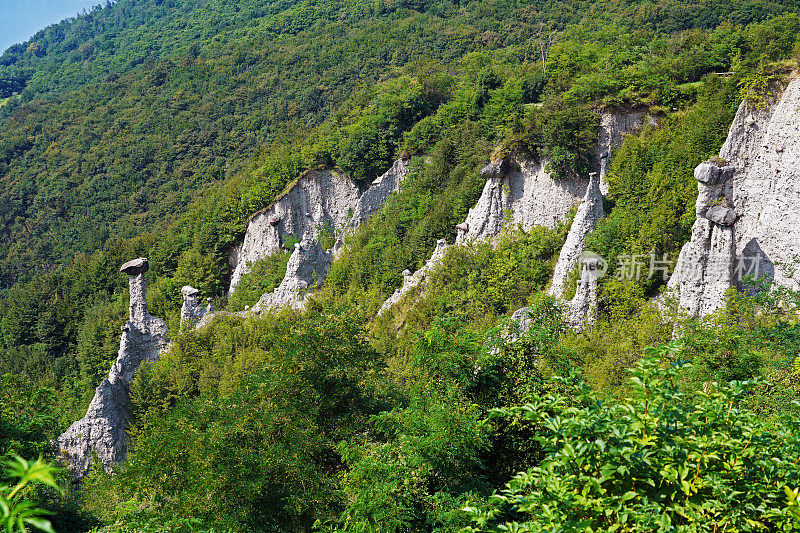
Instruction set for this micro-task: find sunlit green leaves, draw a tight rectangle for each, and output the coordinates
[0,455,62,533]
[465,347,800,532]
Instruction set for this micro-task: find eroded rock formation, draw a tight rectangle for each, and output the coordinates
[455,110,650,246]
[349,157,410,233]
[252,239,331,312]
[549,171,605,300]
[564,255,602,329]
[229,159,410,294]
[455,157,587,244]
[668,76,800,316]
[379,239,449,315]
[57,258,168,477]
[180,285,209,329]
[228,169,360,291]
[388,109,649,321]
[597,109,654,192]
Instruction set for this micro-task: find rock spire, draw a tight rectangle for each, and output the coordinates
[56,258,168,477]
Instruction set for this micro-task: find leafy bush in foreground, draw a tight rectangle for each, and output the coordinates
[1,455,62,533]
[464,346,800,532]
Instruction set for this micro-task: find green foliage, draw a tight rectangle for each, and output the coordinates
[333,392,490,532]
[396,225,567,337]
[518,97,600,179]
[465,349,800,532]
[75,297,128,387]
[280,233,301,252]
[1,455,62,533]
[321,138,487,312]
[0,376,59,458]
[739,64,787,108]
[173,249,226,300]
[239,150,305,217]
[335,77,434,182]
[326,316,490,532]
[82,308,387,531]
[226,252,291,312]
[330,303,575,532]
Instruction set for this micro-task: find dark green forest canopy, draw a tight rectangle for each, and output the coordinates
[0,0,797,289]
[1,0,796,101]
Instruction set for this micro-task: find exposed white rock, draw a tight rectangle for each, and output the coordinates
[455,158,587,244]
[57,258,169,477]
[229,169,360,292]
[252,239,331,313]
[385,109,651,320]
[455,110,651,246]
[379,239,449,315]
[705,205,738,227]
[180,285,209,329]
[549,110,654,328]
[549,171,605,299]
[349,157,410,232]
[505,252,604,339]
[596,109,655,193]
[668,76,800,316]
[564,256,602,329]
[230,160,410,294]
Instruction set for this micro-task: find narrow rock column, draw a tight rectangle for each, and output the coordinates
[566,257,602,329]
[455,157,513,245]
[550,171,605,299]
[668,160,737,316]
[379,239,449,315]
[121,257,149,327]
[251,239,332,313]
[180,285,208,329]
[56,257,168,477]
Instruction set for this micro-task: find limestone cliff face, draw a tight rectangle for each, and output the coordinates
[455,158,586,244]
[455,110,650,246]
[229,159,410,294]
[228,169,361,291]
[669,76,800,316]
[57,259,169,477]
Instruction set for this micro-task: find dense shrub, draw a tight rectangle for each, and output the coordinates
[465,350,800,532]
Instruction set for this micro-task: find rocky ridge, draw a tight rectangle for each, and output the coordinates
[668,75,800,316]
[378,239,449,315]
[228,168,360,292]
[454,157,587,244]
[382,110,649,324]
[229,158,410,294]
[57,258,169,477]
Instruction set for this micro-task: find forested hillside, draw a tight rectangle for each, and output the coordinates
[2,0,800,530]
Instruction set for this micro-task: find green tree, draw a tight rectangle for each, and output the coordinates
[465,346,800,532]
